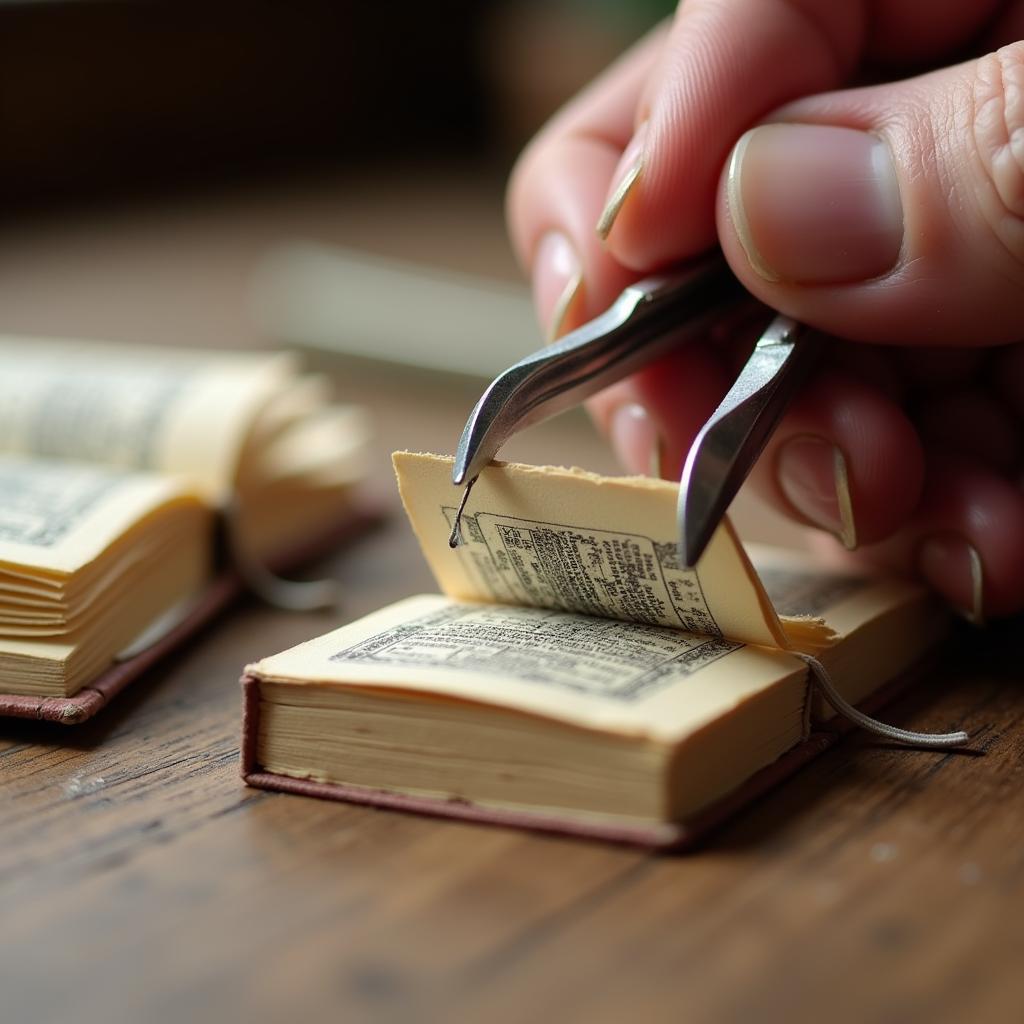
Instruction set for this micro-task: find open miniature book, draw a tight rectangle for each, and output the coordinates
[0,338,371,720]
[241,452,948,846]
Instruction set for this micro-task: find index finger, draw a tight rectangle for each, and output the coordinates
[506,24,667,339]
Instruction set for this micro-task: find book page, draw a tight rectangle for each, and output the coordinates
[248,595,806,741]
[0,525,209,695]
[250,405,371,486]
[393,452,787,649]
[747,544,944,647]
[0,338,294,501]
[0,455,199,575]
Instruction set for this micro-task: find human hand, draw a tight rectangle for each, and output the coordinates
[507,1,1024,620]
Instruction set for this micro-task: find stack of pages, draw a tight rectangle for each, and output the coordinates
[0,458,208,698]
[0,338,372,720]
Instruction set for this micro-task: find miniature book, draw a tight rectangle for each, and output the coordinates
[0,338,373,722]
[241,453,946,847]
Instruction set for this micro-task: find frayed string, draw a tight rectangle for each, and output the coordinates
[795,652,969,750]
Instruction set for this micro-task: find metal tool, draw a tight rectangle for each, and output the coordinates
[677,311,809,565]
[451,251,814,567]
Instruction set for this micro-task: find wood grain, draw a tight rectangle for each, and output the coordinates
[1,176,1022,1024]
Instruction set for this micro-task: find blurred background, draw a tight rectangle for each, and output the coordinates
[0,0,669,354]
[0,0,799,542]
[0,0,673,203]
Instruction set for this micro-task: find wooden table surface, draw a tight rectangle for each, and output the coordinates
[2,173,1023,1024]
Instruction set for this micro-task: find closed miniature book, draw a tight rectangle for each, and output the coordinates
[240,453,947,846]
[0,338,374,722]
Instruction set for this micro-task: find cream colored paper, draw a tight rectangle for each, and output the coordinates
[248,594,806,742]
[0,524,200,636]
[393,452,787,650]
[0,548,208,696]
[0,513,209,696]
[0,455,199,576]
[0,338,294,502]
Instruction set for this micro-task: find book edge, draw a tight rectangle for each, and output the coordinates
[239,666,934,850]
[0,504,384,724]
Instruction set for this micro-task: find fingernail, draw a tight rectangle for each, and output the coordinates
[610,403,658,475]
[531,231,582,342]
[727,124,903,284]
[918,535,985,625]
[596,121,647,241]
[776,435,857,548]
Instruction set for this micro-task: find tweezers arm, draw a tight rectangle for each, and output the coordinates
[453,253,747,485]
[678,315,814,566]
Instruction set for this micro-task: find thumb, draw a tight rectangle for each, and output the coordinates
[717,43,1024,347]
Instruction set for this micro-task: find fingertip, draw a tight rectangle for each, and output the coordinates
[773,436,858,549]
[629,344,733,477]
[601,137,719,271]
[602,0,858,273]
[608,402,660,476]
[530,231,583,341]
[753,370,925,546]
[914,458,1024,620]
[586,344,732,478]
[594,121,648,246]
[716,57,1024,347]
[917,535,986,624]
[509,133,641,341]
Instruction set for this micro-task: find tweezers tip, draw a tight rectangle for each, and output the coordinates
[681,539,703,572]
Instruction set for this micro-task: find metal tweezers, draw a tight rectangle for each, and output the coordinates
[451,251,815,568]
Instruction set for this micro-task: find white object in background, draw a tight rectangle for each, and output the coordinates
[251,242,538,380]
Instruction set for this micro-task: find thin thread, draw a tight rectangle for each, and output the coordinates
[795,652,970,750]
[225,497,339,611]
